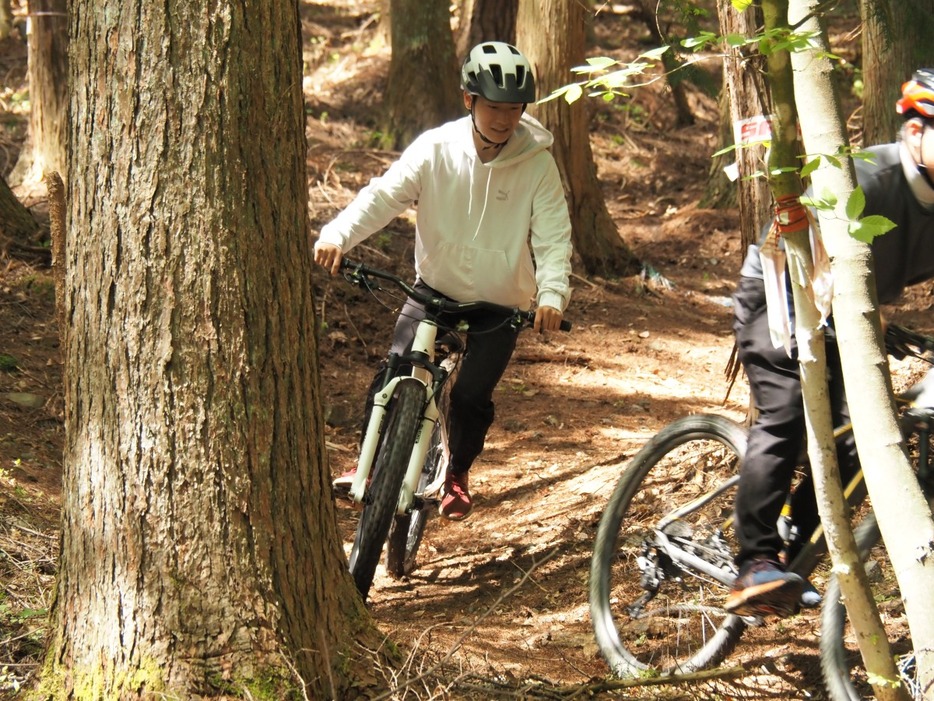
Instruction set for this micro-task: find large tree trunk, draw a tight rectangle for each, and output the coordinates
[517,0,638,277]
[381,0,462,149]
[791,1,934,695]
[45,1,385,696]
[454,0,517,58]
[859,0,934,146]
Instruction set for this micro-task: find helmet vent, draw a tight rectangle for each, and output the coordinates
[516,66,527,88]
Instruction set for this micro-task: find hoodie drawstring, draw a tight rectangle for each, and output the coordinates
[472,168,493,240]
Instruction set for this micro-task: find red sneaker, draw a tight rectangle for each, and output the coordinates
[440,472,472,520]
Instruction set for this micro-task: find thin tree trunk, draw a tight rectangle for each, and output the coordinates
[0,0,12,39]
[791,1,934,696]
[10,0,68,186]
[716,0,771,251]
[631,0,694,127]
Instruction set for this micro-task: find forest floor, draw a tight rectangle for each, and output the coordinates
[2,1,934,699]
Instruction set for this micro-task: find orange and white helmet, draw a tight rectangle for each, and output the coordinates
[896,68,934,120]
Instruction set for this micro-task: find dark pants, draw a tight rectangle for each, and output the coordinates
[732,276,860,567]
[379,280,520,476]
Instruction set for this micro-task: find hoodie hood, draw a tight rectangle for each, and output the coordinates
[479,113,555,167]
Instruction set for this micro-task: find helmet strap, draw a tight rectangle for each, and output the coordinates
[467,98,508,151]
[917,123,934,189]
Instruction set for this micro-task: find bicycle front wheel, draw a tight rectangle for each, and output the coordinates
[819,515,891,701]
[590,414,749,677]
[385,418,445,578]
[349,378,425,600]
[386,356,457,578]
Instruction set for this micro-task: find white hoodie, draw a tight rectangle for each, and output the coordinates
[317,113,573,311]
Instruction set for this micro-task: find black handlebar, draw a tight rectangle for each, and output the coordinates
[886,324,934,364]
[339,258,572,332]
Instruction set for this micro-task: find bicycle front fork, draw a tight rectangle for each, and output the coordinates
[350,375,441,514]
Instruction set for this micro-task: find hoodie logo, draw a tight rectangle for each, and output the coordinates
[496,189,510,201]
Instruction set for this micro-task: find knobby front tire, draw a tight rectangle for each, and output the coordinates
[385,419,445,578]
[349,378,425,600]
[819,515,886,701]
[590,414,749,677]
[386,358,456,579]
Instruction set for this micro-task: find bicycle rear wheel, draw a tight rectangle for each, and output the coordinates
[590,414,749,676]
[349,378,425,600]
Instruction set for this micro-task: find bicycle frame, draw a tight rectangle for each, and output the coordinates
[785,404,934,577]
[645,404,934,591]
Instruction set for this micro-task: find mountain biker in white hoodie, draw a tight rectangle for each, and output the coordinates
[314,41,574,521]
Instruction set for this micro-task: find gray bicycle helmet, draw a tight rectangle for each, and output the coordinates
[461,42,536,104]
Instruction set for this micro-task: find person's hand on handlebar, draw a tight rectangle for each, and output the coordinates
[534,305,563,333]
[314,241,343,276]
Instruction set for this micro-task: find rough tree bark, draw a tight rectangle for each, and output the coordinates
[10,0,68,186]
[712,0,772,251]
[859,0,934,146]
[40,1,386,697]
[381,0,462,149]
[517,0,639,277]
[454,0,517,58]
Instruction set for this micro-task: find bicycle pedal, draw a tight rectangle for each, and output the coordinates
[412,494,441,513]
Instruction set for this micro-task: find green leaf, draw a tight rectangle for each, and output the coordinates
[849,215,897,243]
[731,0,753,10]
[682,32,717,50]
[563,83,584,105]
[799,157,820,179]
[817,187,838,208]
[801,189,837,211]
[585,56,617,70]
[845,187,866,220]
[640,46,669,60]
[866,671,901,689]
